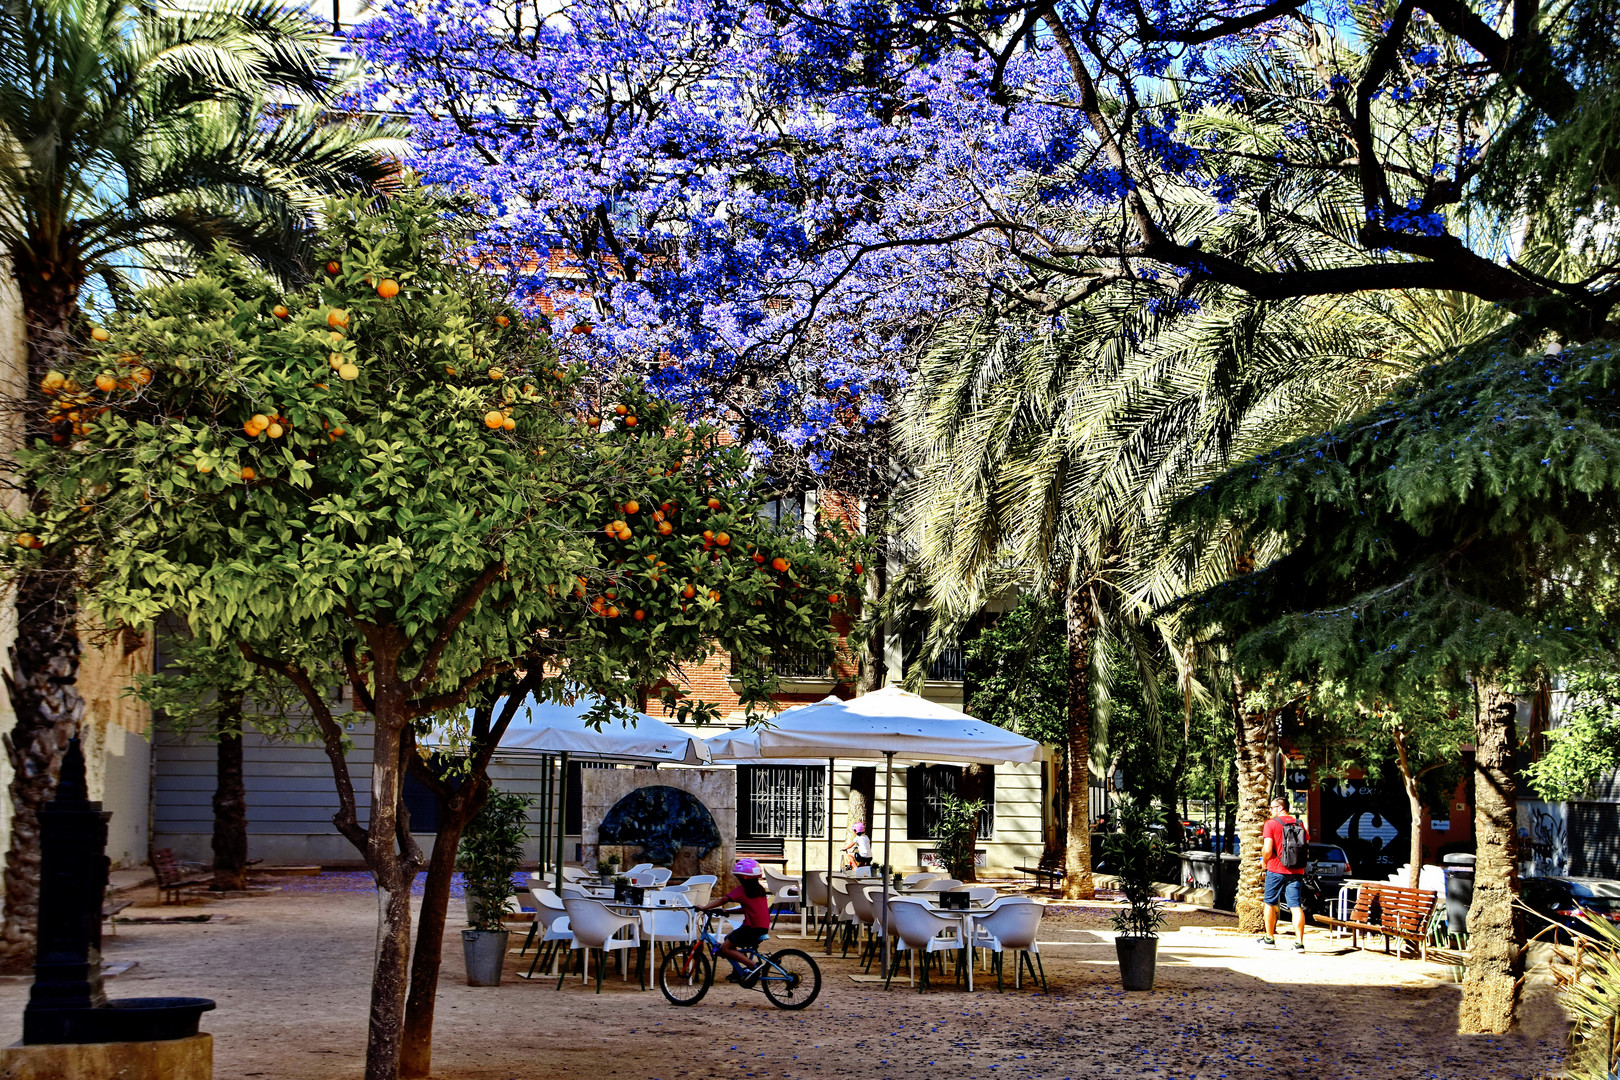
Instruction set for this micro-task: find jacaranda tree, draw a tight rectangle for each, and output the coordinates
[5,184,858,1080]
[351,0,1619,482]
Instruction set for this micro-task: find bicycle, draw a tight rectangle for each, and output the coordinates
[658,910,822,1009]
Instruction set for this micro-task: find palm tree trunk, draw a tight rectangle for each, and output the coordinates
[1232,683,1272,934]
[211,697,249,892]
[1460,683,1523,1034]
[1062,587,1095,900]
[0,266,88,972]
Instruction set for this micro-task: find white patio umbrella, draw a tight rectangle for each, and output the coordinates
[430,694,711,888]
[749,687,1043,968]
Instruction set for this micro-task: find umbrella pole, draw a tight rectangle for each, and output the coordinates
[826,757,836,954]
[538,753,551,884]
[800,766,809,937]
[555,751,569,878]
[880,750,893,978]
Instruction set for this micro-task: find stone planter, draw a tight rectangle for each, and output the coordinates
[1114,935,1158,991]
[462,929,510,987]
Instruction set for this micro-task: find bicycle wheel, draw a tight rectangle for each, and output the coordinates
[761,948,821,1010]
[658,945,713,1006]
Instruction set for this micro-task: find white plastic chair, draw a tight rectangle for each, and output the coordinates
[825,877,859,955]
[559,866,592,884]
[803,870,831,924]
[559,897,644,993]
[970,899,1047,991]
[642,895,697,961]
[922,878,964,892]
[760,866,801,926]
[682,875,717,907]
[521,889,575,979]
[848,884,894,973]
[625,862,654,877]
[953,886,999,906]
[902,873,939,889]
[629,866,672,888]
[885,897,965,992]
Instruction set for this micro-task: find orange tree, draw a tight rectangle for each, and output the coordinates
[7,184,859,1080]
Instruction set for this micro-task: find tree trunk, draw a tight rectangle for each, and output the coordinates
[1160,713,1190,850]
[400,778,488,1079]
[1460,685,1523,1035]
[1392,724,1425,889]
[1062,588,1094,900]
[956,764,989,883]
[1232,688,1272,934]
[364,690,418,1080]
[0,269,89,973]
[211,697,249,891]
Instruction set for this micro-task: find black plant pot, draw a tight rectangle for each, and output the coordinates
[1115,936,1158,991]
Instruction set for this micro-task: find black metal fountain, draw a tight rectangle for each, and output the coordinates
[21,738,213,1045]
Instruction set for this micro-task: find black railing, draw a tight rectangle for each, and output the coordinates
[927,646,967,683]
[732,650,834,680]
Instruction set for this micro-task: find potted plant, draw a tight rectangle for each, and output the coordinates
[594,853,620,883]
[1103,797,1169,991]
[458,789,531,987]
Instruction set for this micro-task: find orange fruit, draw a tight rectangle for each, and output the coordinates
[614,404,628,416]
[657,521,673,536]
[772,557,790,572]
[702,529,715,541]
[633,609,645,621]
[707,498,721,510]
[828,593,841,604]
[445,366,456,375]
[266,423,284,439]
[496,315,510,327]
[329,428,344,440]
[376,278,400,299]
[196,461,213,474]
[854,562,864,574]
[240,466,256,481]
[329,330,344,342]
[606,605,620,618]
[484,411,505,429]
[587,416,601,428]
[327,308,349,329]
[681,584,696,599]
[16,533,36,548]
[708,589,720,602]
[489,367,504,380]
[272,304,290,318]
[94,374,116,393]
[752,552,765,564]
[338,363,359,381]
[250,414,271,431]
[624,415,638,427]
[571,322,593,335]
[623,500,640,515]
[326,261,341,274]
[502,416,516,431]
[41,372,66,393]
[90,327,110,342]
[715,532,730,547]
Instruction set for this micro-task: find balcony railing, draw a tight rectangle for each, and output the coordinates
[732,650,834,681]
[926,646,967,683]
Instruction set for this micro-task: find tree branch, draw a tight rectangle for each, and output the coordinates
[409,561,507,695]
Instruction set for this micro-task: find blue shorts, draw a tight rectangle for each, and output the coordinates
[1265,871,1304,908]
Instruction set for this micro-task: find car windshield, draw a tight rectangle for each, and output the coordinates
[1569,895,1620,914]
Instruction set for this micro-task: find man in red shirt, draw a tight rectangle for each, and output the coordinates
[1258,795,1309,951]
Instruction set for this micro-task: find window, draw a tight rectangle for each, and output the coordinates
[758,492,805,534]
[738,766,825,838]
[906,765,994,840]
[401,771,441,833]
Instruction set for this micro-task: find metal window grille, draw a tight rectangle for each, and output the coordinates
[730,650,832,680]
[911,765,993,839]
[744,766,825,838]
[927,646,967,682]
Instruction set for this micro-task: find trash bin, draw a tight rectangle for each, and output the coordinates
[1443,853,1475,933]
[1182,850,1216,891]
[1215,854,1241,912]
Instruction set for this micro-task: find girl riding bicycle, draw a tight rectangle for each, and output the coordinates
[697,858,771,987]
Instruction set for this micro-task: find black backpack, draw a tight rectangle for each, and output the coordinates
[1280,819,1308,870]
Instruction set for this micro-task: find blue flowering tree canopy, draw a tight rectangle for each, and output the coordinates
[1174,337,1620,693]
[351,0,1620,484]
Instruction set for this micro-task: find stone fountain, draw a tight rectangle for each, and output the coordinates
[3,738,215,1078]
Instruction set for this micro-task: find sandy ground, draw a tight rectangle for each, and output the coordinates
[0,874,1567,1080]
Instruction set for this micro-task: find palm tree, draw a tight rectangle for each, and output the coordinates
[0,0,406,969]
[898,276,1407,901]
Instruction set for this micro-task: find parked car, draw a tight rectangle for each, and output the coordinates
[1307,843,1353,882]
[1522,876,1620,941]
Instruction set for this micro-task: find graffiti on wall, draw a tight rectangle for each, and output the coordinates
[1517,801,1570,877]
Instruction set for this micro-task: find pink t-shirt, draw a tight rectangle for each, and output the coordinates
[1263,815,1308,875]
[725,885,771,929]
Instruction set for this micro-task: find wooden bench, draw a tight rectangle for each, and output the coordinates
[1014,850,1064,892]
[1317,883,1437,960]
[735,837,789,866]
[149,847,209,905]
